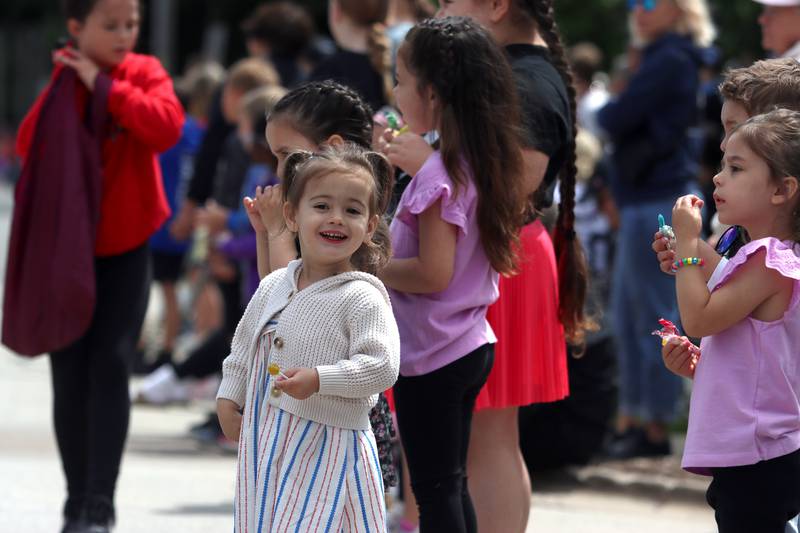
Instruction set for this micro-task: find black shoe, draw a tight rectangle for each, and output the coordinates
[638,436,671,457]
[82,495,115,533]
[150,349,173,372]
[60,519,85,533]
[60,496,85,533]
[605,427,671,459]
[189,412,223,444]
[130,348,152,376]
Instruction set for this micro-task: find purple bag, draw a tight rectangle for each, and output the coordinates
[2,68,109,356]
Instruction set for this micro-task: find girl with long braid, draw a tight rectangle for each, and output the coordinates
[435,1,592,531]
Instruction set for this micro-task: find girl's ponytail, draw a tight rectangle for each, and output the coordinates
[350,150,394,275]
[522,0,596,349]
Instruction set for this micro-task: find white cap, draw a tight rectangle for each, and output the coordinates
[753,0,800,6]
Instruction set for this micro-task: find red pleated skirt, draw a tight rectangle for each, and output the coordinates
[474,220,569,410]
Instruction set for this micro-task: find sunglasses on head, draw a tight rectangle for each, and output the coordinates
[715,225,741,256]
[627,0,658,11]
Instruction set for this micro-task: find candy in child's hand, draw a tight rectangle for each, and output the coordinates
[651,318,702,358]
[268,362,289,380]
[392,125,409,138]
[658,214,676,243]
[653,318,680,337]
[384,110,400,130]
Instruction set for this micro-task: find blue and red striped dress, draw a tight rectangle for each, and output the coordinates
[234,321,387,533]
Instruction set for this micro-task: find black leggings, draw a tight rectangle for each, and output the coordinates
[49,244,150,511]
[707,448,800,533]
[394,344,494,533]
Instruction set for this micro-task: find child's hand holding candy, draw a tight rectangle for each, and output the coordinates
[272,367,320,400]
[652,230,678,275]
[652,318,701,379]
[662,336,700,379]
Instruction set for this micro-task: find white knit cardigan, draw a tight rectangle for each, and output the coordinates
[217,260,400,430]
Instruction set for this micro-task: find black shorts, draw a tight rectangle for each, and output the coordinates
[151,251,185,282]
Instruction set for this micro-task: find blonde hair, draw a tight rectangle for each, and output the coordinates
[629,0,716,47]
[239,86,288,124]
[673,0,716,47]
[226,58,280,93]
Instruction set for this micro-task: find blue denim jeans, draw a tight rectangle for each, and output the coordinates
[611,198,682,422]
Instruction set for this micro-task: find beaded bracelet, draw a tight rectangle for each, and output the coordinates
[670,257,705,273]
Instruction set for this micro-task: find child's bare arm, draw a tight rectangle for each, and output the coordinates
[380,199,458,294]
[216,398,243,441]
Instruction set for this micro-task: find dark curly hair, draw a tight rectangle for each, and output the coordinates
[400,16,526,276]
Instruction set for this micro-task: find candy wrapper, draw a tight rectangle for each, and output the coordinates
[651,318,701,361]
[658,214,676,250]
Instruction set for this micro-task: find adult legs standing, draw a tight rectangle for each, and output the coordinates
[610,200,681,456]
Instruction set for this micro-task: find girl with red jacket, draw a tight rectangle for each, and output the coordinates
[15,0,183,531]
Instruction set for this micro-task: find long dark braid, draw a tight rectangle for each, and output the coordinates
[518,0,595,349]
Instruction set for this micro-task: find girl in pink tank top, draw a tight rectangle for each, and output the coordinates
[663,109,800,533]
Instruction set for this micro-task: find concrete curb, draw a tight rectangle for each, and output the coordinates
[568,459,710,502]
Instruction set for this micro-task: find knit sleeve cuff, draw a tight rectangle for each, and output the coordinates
[315,364,350,397]
[216,373,247,407]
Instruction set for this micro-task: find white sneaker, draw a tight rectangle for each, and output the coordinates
[133,364,189,405]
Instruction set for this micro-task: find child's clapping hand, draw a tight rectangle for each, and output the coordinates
[273,368,320,400]
[662,336,700,379]
[671,194,705,242]
[253,185,286,237]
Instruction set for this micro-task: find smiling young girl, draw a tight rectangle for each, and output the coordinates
[216,144,400,532]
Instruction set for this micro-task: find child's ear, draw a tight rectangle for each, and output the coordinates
[326,134,345,147]
[773,176,799,206]
[283,202,298,233]
[66,19,83,41]
[489,0,513,23]
[364,214,379,243]
[329,0,341,23]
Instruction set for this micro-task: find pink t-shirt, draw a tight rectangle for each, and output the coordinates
[682,238,800,475]
[388,152,498,376]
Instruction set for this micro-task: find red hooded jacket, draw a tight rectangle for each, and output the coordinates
[16,52,184,256]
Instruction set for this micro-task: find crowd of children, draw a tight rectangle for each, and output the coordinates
[7,0,800,532]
